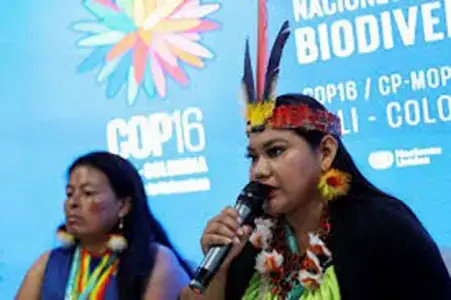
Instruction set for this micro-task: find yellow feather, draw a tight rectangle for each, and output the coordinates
[317,169,351,201]
[239,83,249,118]
[246,101,275,128]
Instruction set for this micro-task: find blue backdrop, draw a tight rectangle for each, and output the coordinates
[1,0,451,297]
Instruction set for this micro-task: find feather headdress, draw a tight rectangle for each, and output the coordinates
[242,0,342,137]
[242,0,290,130]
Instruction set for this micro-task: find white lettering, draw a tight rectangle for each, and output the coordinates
[411,70,426,91]
[393,7,418,46]
[404,100,421,126]
[183,108,206,152]
[331,20,355,57]
[295,27,318,64]
[336,107,359,135]
[107,118,129,157]
[355,15,380,53]
[394,147,442,168]
[438,95,451,121]
[422,2,444,42]
[411,66,451,91]
[446,0,451,37]
[106,107,207,160]
[386,96,451,128]
[303,80,358,104]
[387,102,402,128]
[145,178,211,196]
[378,73,402,96]
[292,0,390,21]
[380,11,394,49]
[294,2,451,64]
[142,156,209,180]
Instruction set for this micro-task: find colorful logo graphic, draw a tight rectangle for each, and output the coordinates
[72,0,220,104]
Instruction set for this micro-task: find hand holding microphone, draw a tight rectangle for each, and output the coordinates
[201,207,252,268]
[189,181,271,294]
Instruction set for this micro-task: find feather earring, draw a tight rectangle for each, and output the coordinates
[107,218,127,252]
[107,235,128,252]
[318,169,351,201]
[56,225,75,248]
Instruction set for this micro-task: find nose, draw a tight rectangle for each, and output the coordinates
[66,193,81,209]
[251,157,272,182]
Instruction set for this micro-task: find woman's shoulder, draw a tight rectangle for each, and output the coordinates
[150,243,190,278]
[329,194,440,262]
[15,250,53,299]
[362,197,439,252]
[47,246,73,257]
[30,250,52,274]
[367,197,427,237]
[142,243,190,299]
[330,196,451,298]
[334,194,446,269]
[152,243,179,266]
[24,248,59,277]
[332,194,424,235]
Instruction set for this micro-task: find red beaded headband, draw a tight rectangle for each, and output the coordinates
[247,104,342,136]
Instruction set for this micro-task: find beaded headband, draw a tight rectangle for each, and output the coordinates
[242,0,342,137]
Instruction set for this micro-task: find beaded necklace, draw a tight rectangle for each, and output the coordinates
[64,247,119,300]
[252,211,332,299]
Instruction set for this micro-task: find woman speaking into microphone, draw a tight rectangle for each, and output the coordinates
[180,1,451,299]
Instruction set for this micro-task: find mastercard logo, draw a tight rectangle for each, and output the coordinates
[368,151,395,170]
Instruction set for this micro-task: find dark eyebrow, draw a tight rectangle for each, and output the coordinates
[65,183,96,190]
[262,138,288,149]
[247,138,289,153]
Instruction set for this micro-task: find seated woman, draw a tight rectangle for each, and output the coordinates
[16,151,192,299]
[181,2,451,299]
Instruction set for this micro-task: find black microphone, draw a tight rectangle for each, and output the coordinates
[188,181,271,294]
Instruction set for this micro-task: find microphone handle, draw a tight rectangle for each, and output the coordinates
[188,244,231,294]
[189,202,252,294]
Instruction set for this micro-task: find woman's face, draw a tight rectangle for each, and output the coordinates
[64,165,128,239]
[247,129,337,216]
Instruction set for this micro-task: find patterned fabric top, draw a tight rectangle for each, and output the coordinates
[242,265,340,300]
[40,247,119,300]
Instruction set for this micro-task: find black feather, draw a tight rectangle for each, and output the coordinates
[262,21,290,101]
[242,38,256,104]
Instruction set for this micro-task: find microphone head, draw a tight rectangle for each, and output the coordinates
[238,181,272,216]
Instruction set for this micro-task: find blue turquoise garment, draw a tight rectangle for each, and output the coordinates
[40,247,119,300]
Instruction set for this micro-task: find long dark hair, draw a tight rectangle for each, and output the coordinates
[274,93,396,201]
[67,151,193,299]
